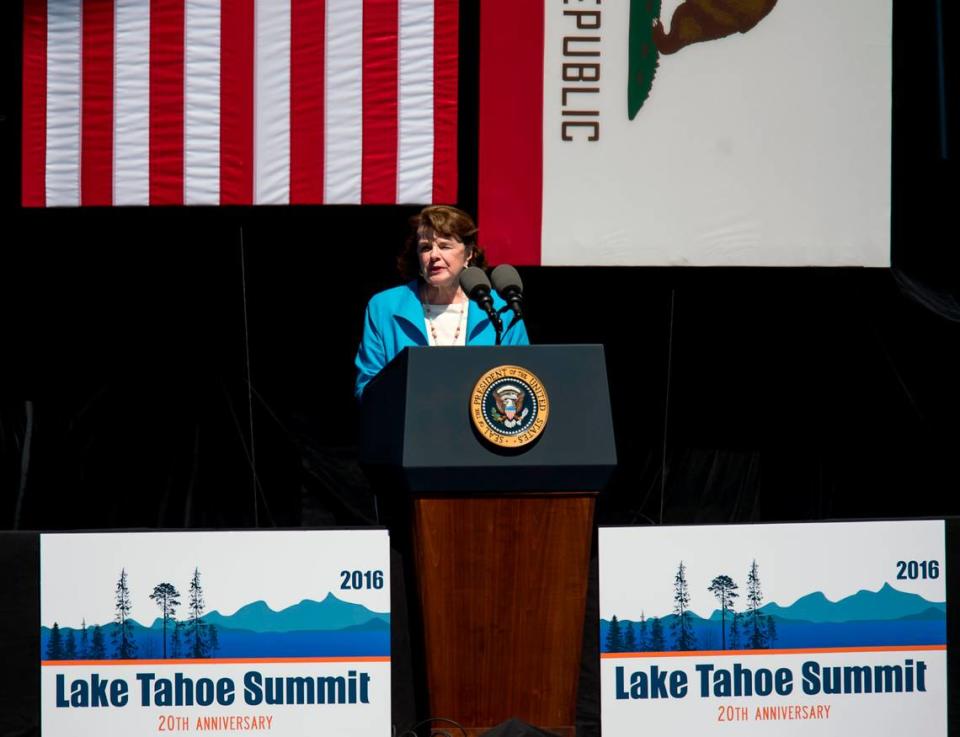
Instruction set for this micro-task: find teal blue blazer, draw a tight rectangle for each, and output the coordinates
[355,281,530,398]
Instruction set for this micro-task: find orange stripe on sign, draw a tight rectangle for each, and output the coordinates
[42,656,392,666]
[601,644,948,659]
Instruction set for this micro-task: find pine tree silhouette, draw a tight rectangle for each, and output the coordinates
[649,616,666,651]
[90,625,106,659]
[623,620,637,652]
[170,621,183,659]
[728,611,742,650]
[707,575,739,650]
[185,568,210,658]
[150,583,181,659]
[63,628,77,660]
[605,615,624,653]
[671,561,697,650]
[746,560,767,649]
[207,624,220,656]
[78,619,89,659]
[113,568,137,659]
[764,614,778,647]
[637,612,650,651]
[46,623,63,660]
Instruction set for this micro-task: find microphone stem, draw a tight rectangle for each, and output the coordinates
[484,301,504,344]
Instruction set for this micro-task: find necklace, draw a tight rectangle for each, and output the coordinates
[423,302,467,346]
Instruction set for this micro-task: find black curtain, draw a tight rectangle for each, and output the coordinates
[1,1,958,734]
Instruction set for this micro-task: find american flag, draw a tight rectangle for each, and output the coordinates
[22,0,458,206]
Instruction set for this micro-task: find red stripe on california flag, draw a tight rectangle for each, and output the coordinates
[81,0,115,206]
[432,0,457,204]
[290,0,325,204]
[478,0,542,265]
[220,0,255,205]
[22,0,47,207]
[150,0,185,204]
[361,0,399,203]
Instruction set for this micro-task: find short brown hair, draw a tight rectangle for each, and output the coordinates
[397,205,488,280]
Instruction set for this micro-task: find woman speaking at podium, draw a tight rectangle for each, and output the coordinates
[354,205,529,398]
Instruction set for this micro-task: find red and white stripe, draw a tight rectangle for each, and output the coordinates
[22,0,458,207]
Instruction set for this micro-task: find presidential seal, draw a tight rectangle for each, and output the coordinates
[470,365,549,448]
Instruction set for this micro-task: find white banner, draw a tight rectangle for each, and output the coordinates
[41,530,390,737]
[599,521,947,735]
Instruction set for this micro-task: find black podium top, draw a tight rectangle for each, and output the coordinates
[360,345,616,492]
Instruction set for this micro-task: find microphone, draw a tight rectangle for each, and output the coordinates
[490,264,524,321]
[460,267,504,342]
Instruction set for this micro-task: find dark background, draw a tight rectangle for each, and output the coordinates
[2,1,958,531]
[1,0,959,734]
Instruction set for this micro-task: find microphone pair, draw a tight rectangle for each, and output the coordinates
[459,265,525,342]
[460,265,524,319]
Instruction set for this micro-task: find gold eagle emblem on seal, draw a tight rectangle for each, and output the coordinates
[470,365,549,448]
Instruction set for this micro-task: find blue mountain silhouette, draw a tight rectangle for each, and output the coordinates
[699,583,944,623]
[338,618,391,632]
[601,585,946,652]
[186,593,389,633]
[601,613,946,652]
[41,613,390,659]
[755,583,944,623]
[898,606,948,621]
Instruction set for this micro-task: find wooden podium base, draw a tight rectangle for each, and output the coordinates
[411,493,596,735]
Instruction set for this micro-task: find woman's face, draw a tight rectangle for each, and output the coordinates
[418,227,471,289]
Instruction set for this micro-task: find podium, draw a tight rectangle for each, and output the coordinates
[362,346,616,736]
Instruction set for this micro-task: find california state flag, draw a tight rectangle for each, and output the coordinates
[479,0,891,267]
